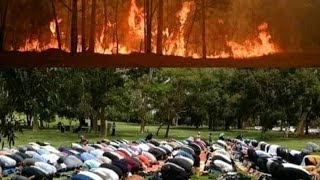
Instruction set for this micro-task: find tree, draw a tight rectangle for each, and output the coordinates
[81,0,87,52]
[201,0,206,59]
[71,0,78,55]
[145,0,152,53]
[0,0,10,52]
[88,0,97,53]
[51,0,62,50]
[156,0,164,55]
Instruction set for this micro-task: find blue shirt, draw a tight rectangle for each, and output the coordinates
[80,153,95,162]
[32,153,48,163]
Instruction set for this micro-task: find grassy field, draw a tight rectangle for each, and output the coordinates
[11,122,320,151]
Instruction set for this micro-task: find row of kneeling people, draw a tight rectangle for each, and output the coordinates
[0,138,206,180]
[231,138,320,180]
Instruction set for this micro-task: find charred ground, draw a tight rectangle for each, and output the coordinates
[0,51,319,68]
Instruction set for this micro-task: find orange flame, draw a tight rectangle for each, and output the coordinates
[128,0,144,39]
[163,2,192,56]
[17,2,281,59]
[49,18,62,37]
[226,22,280,58]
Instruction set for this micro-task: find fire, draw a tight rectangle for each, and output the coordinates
[225,22,280,59]
[49,18,62,37]
[16,1,281,59]
[163,2,192,56]
[128,0,144,39]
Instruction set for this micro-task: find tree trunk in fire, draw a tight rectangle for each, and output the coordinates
[103,0,108,46]
[0,0,9,52]
[145,0,152,53]
[70,0,78,55]
[81,0,87,52]
[201,0,206,59]
[51,0,62,50]
[88,0,96,53]
[156,0,164,55]
[114,0,119,54]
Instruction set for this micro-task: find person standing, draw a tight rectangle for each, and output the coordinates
[111,122,116,136]
[60,123,65,133]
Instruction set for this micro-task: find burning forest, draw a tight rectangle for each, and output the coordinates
[0,0,320,67]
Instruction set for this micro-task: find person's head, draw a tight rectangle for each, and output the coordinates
[57,157,64,165]
[80,135,85,139]
[113,122,115,125]
[209,133,212,136]
[219,133,225,140]
[197,132,201,135]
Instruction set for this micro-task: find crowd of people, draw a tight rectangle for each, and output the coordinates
[0,132,207,180]
[0,132,318,180]
[203,134,320,180]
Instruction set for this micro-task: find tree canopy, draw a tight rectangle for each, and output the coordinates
[0,68,319,138]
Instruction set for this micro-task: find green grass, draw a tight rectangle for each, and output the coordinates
[12,122,320,151]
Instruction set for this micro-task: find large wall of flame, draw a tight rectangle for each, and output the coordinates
[2,0,320,56]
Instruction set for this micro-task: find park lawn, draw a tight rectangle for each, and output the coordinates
[11,122,320,150]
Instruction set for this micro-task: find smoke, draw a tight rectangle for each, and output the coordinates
[226,0,320,52]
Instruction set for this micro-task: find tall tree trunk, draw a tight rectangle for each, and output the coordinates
[185,6,197,50]
[201,0,206,59]
[114,0,119,54]
[156,0,163,55]
[208,118,213,130]
[81,0,87,52]
[91,113,97,133]
[103,0,108,27]
[40,119,44,128]
[237,116,243,129]
[70,0,78,55]
[26,113,31,127]
[224,118,230,131]
[305,113,310,135]
[140,117,146,134]
[156,122,165,136]
[79,117,86,127]
[99,108,106,137]
[32,116,39,132]
[145,0,152,53]
[116,0,119,54]
[164,120,170,138]
[103,0,108,46]
[88,0,96,53]
[51,0,62,50]
[0,0,10,52]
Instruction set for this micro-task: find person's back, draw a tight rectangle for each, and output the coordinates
[161,162,189,180]
[34,161,57,175]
